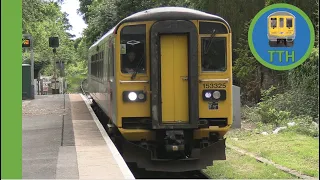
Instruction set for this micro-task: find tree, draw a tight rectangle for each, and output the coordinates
[23,0,85,92]
[78,0,93,23]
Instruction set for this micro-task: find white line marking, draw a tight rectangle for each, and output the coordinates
[80,93,135,180]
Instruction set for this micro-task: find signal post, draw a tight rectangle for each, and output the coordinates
[22,34,34,99]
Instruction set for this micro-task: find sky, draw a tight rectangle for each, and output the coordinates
[60,0,87,39]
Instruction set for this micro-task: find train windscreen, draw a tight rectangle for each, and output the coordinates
[287,18,293,28]
[201,37,227,72]
[271,18,277,28]
[120,24,146,74]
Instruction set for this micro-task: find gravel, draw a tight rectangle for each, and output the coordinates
[22,95,66,117]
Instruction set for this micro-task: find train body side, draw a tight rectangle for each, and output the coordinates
[88,34,118,125]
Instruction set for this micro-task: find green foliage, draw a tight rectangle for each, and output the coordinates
[233,20,263,103]
[287,48,319,118]
[285,115,319,137]
[258,107,292,126]
[241,105,262,123]
[23,0,88,92]
[250,84,319,136]
[23,0,77,67]
[78,0,93,23]
[233,20,259,81]
[257,88,291,125]
[65,60,87,93]
[81,0,192,45]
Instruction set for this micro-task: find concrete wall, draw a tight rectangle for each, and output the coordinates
[232,85,241,128]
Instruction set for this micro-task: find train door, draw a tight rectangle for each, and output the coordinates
[279,17,285,35]
[160,35,189,123]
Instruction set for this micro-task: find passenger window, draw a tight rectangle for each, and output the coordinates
[103,48,110,78]
[286,18,293,28]
[201,37,227,72]
[120,24,146,74]
[280,18,284,27]
[110,43,115,76]
[271,18,277,28]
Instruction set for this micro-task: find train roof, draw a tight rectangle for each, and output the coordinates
[90,7,230,50]
[268,11,295,17]
[117,7,229,28]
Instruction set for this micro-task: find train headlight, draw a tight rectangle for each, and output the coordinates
[128,92,137,101]
[202,90,226,101]
[205,92,212,99]
[123,91,147,102]
[212,91,221,99]
[138,93,145,100]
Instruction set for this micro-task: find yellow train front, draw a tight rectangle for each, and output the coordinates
[88,7,233,172]
[268,11,296,47]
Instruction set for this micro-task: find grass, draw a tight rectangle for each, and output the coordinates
[203,148,296,179]
[226,129,319,177]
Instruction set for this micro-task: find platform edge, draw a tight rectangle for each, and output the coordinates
[79,93,135,180]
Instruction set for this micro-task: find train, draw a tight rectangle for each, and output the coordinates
[268,11,295,47]
[87,7,233,172]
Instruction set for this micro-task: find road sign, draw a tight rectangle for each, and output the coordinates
[248,3,315,70]
[49,37,59,48]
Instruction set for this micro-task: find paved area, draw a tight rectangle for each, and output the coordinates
[22,94,134,179]
[23,95,78,179]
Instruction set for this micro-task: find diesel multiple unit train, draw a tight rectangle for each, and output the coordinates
[87,7,233,172]
[268,11,296,47]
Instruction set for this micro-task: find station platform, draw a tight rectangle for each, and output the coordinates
[22,94,134,179]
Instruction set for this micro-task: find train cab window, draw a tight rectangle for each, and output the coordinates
[120,24,146,74]
[271,18,277,28]
[201,37,227,72]
[286,18,293,28]
[280,18,284,27]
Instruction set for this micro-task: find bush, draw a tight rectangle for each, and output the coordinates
[256,83,319,125]
[255,87,319,137]
[241,105,261,122]
[285,115,319,137]
[256,86,292,126]
[287,47,319,118]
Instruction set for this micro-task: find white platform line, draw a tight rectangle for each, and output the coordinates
[80,94,135,180]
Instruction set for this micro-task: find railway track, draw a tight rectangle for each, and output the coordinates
[128,163,210,179]
[80,79,211,179]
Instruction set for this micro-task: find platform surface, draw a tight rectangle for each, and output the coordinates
[22,94,134,179]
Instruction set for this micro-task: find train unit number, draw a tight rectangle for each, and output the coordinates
[203,83,226,89]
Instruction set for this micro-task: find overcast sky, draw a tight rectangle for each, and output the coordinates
[60,0,87,39]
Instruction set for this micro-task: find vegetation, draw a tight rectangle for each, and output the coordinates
[203,148,296,179]
[22,0,87,92]
[226,130,319,177]
[24,0,318,101]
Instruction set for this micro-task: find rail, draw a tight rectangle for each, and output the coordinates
[80,78,88,95]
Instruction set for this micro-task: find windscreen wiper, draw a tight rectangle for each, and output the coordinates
[204,29,217,55]
[131,56,144,80]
